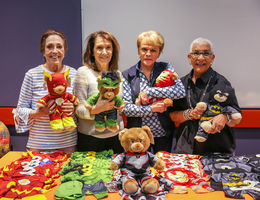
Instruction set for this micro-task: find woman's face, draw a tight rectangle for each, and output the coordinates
[138,41,160,69]
[93,36,113,70]
[43,35,65,70]
[188,41,215,78]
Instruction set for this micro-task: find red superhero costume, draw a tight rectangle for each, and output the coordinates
[37,69,79,132]
[0,151,69,199]
[136,70,178,107]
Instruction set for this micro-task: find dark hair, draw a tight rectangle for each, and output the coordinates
[83,30,120,72]
[40,29,68,54]
[101,71,120,81]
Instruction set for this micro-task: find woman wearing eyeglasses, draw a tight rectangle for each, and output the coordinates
[169,37,241,155]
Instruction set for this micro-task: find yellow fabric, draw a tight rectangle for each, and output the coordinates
[22,194,48,200]
[50,119,63,130]
[62,117,76,127]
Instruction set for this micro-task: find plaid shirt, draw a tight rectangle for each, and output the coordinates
[122,62,185,137]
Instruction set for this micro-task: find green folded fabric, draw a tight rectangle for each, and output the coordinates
[54,180,84,200]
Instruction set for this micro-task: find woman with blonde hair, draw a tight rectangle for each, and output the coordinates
[122,30,185,153]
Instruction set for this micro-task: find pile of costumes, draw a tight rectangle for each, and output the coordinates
[0,150,69,199]
[153,151,213,194]
[55,150,114,200]
[201,153,260,200]
[0,149,259,199]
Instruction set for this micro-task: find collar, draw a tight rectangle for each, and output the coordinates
[188,66,214,85]
[125,152,147,156]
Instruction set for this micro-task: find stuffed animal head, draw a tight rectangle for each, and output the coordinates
[118,126,154,153]
[155,70,178,87]
[210,85,235,106]
[214,90,229,103]
[97,71,121,101]
[43,69,70,97]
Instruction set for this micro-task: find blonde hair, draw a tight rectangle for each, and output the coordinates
[137,30,164,52]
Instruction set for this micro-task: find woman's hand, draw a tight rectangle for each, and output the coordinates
[151,101,167,113]
[138,92,150,105]
[189,108,205,120]
[30,100,56,119]
[207,114,227,134]
[90,96,115,114]
[114,102,126,113]
[62,101,74,115]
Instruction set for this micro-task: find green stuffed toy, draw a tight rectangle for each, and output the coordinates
[85,71,124,133]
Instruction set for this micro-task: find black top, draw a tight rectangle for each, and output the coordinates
[170,67,241,155]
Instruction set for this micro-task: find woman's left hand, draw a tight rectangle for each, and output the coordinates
[114,102,126,113]
[208,114,228,134]
[62,101,74,115]
[151,101,167,113]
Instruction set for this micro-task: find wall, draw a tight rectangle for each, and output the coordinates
[0,0,82,106]
[82,0,260,108]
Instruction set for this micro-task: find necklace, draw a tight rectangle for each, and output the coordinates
[187,75,212,109]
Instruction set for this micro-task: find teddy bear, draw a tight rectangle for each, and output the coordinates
[194,85,242,142]
[135,69,178,108]
[36,69,79,132]
[85,71,125,133]
[110,126,165,194]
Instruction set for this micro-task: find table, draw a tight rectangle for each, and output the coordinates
[0,152,254,200]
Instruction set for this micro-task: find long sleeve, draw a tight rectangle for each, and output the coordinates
[145,64,186,99]
[122,76,153,117]
[14,71,34,133]
[74,66,93,119]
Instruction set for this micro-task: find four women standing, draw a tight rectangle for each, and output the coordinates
[15,30,241,154]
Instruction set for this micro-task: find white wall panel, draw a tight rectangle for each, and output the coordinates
[81,0,260,107]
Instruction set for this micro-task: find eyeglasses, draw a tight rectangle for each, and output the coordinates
[190,52,213,58]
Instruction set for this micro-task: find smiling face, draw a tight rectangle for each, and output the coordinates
[93,36,113,71]
[138,41,160,69]
[43,35,65,72]
[188,41,215,78]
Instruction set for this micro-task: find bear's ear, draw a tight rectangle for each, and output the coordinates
[43,70,52,82]
[67,76,71,87]
[119,128,128,141]
[142,126,154,144]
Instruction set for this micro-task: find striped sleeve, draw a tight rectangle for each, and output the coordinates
[15,71,34,133]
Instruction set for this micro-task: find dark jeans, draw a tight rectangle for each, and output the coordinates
[151,134,174,154]
[77,132,124,154]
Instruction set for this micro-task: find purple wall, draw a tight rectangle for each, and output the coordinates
[0,0,82,106]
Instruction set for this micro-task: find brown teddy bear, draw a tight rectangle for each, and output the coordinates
[110,126,165,194]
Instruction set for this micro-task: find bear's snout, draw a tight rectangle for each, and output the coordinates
[131,142,143,152]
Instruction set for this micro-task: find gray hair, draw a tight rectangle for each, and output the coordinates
[189,37,214,53]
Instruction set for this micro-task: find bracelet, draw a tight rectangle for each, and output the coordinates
[183,109,192,120]
[225,113,232,123]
